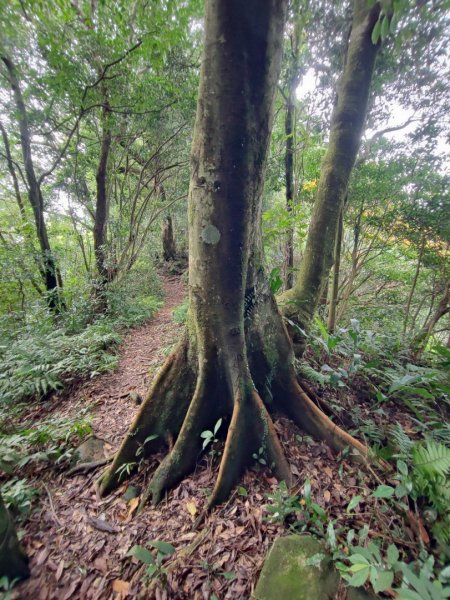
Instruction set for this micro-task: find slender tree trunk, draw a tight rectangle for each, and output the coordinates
[0,491,29,581]
[279,0,380,354]
[0,121,26,220]
[93,81,112,309]
[162,215,177,261]
[411,280,449,358]
[98,0,367,510]
[1,56,64,312]
[327,203,344,332]
[403,232,425,335]
[159,183,177,261]
[284,85,295,290]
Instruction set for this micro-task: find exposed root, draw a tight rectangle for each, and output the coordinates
[97,337,195,497]
[139,361,215,508]
[281,376,368,458]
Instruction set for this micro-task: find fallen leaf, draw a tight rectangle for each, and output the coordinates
[290,464,300,476]
[127,497,140,518]
[323,490,331,503]
[186,500,197,517]
[112,579,129,597]
[87,515,119,534]
[93,557,108,573]
[55,559,65,582]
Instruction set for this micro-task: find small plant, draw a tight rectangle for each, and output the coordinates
[265,479,328,533]
[116,461,137,482]
[2,478,39,517]
[265,481,300,524]
[172,299,189,325]
[127,539,175,580]
[136,434,159,458]
[336,543,450,599]
[252,445,267,466]
[0,576,20,600]
[200,418,222,451]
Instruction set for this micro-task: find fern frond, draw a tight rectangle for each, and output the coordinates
[388,423,414,455]
[413,439,450,479]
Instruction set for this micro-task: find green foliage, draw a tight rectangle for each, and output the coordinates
[127,539,175,580]
[1,478,39,517]
[0,323,121,405]
[337,543,450,599]
[172,299,189,325]
[200,418,222,451]
[265,480,328,535]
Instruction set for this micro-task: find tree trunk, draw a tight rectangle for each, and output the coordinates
[98,0,367,510]
[162,215,177,262]
[403,232,425,335]
[279,0,380,354]
[327,203,344,332]
[283,85,295,290]
[93,81,112,311]
[1,56,64,312]
[0,492,29,581]
[411,280,450,358]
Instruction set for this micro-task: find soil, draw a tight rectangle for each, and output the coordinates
[8,274,417,600]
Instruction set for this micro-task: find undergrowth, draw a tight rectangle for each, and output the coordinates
[0,269,163,407]
[289,316,450,597]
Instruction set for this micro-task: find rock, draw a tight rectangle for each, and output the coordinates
[253,535,338,600]
[253,535,377,600]
[122,485,141,501]
[129,392,143,406]
[0,492,29,581]
[73,435,106,464]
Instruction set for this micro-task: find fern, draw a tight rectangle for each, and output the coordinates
[388,424,414,455]
[298,362,326,386]
[413,440,450,479]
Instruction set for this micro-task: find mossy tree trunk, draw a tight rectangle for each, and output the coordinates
[0,492,29,582]
[279,0,380,354]
[98,0,367,510]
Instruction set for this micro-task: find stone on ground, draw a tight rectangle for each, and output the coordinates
[253,535,376,600]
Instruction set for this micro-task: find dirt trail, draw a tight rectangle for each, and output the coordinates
[75,274,185,447]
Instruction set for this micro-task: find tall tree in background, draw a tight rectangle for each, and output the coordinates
[280,0,381,352]
[280,0,304,290]
[0,56,65,311]
[98,0,367,509]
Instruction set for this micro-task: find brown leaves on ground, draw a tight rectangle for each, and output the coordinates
[9,275,416,599]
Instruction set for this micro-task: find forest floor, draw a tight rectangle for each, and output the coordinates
[9,273,418,600]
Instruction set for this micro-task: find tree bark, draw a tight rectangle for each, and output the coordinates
[327,203,344,332]
[1,56,64,312]
[411,280,449,358]
[162,215,177,262]
[403,232,425,335]
[92,80,112,309]
[279,0,381,354]
[0,492,29,581]
[283,83,295,290]
[98,0,367,510]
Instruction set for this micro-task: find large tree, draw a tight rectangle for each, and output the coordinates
[98,0,366,510]
[280,0,381,352]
